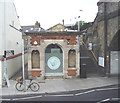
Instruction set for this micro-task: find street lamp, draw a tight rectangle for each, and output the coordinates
[78,16,80,31]
[74,16,80,31]
[78,10,83,31]
[76,10,83,31]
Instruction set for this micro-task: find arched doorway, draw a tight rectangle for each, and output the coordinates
[45,44,63,76]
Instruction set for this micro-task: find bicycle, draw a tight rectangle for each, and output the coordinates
[15,78,40,92]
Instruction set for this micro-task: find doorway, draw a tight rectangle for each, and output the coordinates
[45,44,63,76]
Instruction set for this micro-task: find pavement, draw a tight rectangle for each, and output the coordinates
[0,76,119,96]
[0,65,119,96]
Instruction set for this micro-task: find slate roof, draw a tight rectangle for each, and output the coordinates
[21,25,45,35]
[65,24,78,30]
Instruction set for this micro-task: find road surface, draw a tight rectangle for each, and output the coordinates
[1,85,120,103]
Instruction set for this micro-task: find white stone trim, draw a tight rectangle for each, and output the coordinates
[28,39,80,79]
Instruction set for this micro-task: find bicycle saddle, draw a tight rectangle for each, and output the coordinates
[30,79,33,81]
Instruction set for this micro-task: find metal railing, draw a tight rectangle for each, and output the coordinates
[82,41,98,63]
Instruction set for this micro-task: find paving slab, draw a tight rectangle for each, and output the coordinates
[0,76,118,96]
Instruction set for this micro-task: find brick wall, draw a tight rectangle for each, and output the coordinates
[67,69,77,76]
[30,35,77,46]
[31,70,41,77]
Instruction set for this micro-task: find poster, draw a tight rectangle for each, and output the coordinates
[98,56,104,67]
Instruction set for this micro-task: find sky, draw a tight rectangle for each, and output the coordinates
[13,0,99,30]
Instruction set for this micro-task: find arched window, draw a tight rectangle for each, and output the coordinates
[45,44,63,53]
[68,50,76,68]
[31,50,40,69]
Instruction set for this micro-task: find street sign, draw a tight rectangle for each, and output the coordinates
[6,50,14,57]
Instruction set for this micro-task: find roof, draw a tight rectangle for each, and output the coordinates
[65,24,75,27]
[25,31,81,36]
[47,23,65,31]
[21,25,45,35]
[65,24,78,30]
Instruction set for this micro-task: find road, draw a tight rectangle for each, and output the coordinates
[1,85,120,103]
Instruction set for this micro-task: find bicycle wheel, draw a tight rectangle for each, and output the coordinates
[30,82,40,92]
[15,82,24,91]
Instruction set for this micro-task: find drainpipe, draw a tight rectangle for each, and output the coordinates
[104,2,108,76]
[3,0,10,87]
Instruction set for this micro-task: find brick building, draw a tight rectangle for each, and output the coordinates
[22,21,45,49]
[25,31,81,79]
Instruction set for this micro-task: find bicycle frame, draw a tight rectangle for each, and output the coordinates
[26,79,33,90]
[16,79,40,92]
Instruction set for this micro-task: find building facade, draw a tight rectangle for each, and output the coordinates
[0,0,27,87]
[26,32,80,79]
[22,21,45,49]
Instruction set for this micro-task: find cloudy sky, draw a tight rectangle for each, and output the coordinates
[13,0,99,29]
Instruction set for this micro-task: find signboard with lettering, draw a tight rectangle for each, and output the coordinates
[6,50,14,57]
[98,56,104,67]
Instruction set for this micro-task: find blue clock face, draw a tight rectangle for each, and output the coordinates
[47,56,61,70]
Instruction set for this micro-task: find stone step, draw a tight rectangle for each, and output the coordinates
[45,76,63,79]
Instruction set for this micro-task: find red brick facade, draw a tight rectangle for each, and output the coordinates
[27,32,80,79]
[67,69,77,76]
[30,35,77,46]
[31,70,41,77]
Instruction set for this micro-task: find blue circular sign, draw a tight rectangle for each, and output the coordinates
[47,56,61,70]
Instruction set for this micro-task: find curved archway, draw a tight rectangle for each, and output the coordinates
[45,44,63,53]
[45,44,63,76]
[109,30,120,51]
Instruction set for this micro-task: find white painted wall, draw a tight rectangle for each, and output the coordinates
[0,0,26,83]
[1,53,28,79]
[0,0,4,55]
[0,0,22,55]
[0,61,2,88]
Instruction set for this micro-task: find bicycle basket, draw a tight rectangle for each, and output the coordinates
[16,77,23,82]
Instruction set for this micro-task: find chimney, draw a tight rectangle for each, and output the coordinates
[35,21,40,28]
[62,19,64,26]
